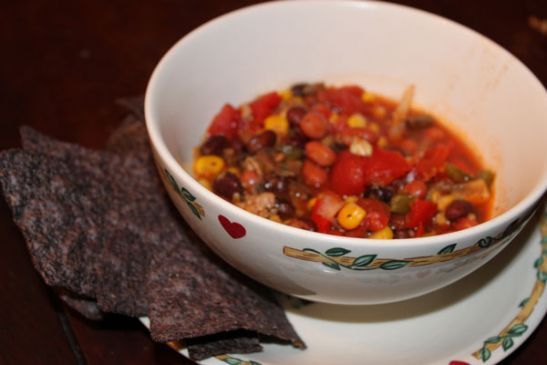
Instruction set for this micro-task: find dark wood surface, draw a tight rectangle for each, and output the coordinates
[1,1,545,364]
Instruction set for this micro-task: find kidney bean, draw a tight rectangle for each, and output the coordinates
[445,199,474,221]
[213,172,242,200]
[300,112,329,139]
[200,135,228,155]
[246,130,276,154]
[305,141,336,167]
[286,106,308,125]
[393,228,416,239]
[302,160,328,188]
[287,127,308,147]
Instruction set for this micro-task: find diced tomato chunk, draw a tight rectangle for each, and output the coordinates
[330,151,367,195]
[357,198,390,232]
[416,144,452,180]
[250,91,282,126]
[310,191,344,233]
[405,199,437,228]
[207,104,240,139]
[404,179,428,199]
[319,85,367,115]
[363,148,411,186]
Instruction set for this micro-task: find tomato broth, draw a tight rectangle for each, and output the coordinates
[192,83,494,239]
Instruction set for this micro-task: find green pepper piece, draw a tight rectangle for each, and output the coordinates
[445,163,471,183]
[390,194,412,214]
[476,170,495,188]
[278,145,303,160]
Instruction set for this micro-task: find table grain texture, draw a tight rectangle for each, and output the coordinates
[1,1,545,364]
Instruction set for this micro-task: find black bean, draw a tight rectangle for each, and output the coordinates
[290,83,309,97]
[246,130,276,154]
[263,175,291,196]
[229,138,246,154]
[405,114,434,130]
[213,172,242,200]
[445,199,474,221]
[276,198,295,219]
[365,185,394,203]
[330,142,347,153]
[290,83,324,97]
[200,135,228,156]
[286,106,308,125]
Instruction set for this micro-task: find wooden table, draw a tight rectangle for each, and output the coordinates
[1,1,545,364]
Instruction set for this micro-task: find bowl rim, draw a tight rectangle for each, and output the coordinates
[145,0,547,249]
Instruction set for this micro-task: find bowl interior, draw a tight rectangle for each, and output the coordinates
[146,0,547,217]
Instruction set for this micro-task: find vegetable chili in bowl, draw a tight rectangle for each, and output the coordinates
[193,82,494,239]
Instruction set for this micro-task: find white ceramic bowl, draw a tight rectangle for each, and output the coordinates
[145,0,547,304]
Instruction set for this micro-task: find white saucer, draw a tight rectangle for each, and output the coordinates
[142,209,547,365]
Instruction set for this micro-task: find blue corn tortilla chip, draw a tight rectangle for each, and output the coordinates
[0,106,305,360]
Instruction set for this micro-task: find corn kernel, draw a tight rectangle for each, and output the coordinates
[307,197,317,211]
[350,139,373,157]
[227,167,240,176]
[198,178,212,190]
[373,106,387,119]
[361,91,376,103]
[345,195,359,203]
[435,212,448,226]
[429,190,442,203]
[347,113,368,128]
[194,155,225,178]
[369,122,380,133]
[264,114,289,135]
[370,226,394,239]
[437,195,455,211]
[377,136,388,148]
[337,202,366,230]
[280,89,292,101]
[292,96,305,105]
[270,214,282,222]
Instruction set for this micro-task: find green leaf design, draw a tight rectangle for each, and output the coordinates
[502,336,514,351]
[508,323,528,337]
[478,237,493,248]
[484,336,501,344]
[534,257,544,268]
[437,243,457,255]
[302,248,322,255]
[250,361,262,365]
[322,261,341,271]
[188,203,202,220]
[352,254,377,267]
[325,247,351,257]
[537,271,547,283]
[480,346,491,362]
[519,297,529,308]
[224,358,241,365]
[165,169,179,190]
[380,260,409,270]
[181,187,196,202]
